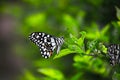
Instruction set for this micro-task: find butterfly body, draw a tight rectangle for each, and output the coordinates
[29,32,64,58]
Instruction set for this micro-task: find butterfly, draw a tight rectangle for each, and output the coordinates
[29,32,64,58]
[107,44,120,66]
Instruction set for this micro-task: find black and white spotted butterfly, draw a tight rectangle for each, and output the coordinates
[107,44,120,66]
[29,32,64,58]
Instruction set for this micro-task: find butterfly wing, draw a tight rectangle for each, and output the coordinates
[55,37,64,54]
[107,44,120,66]
[29,32,57,58]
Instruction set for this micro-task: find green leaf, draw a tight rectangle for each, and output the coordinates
[68,45,85,55]
[87,40,98,51]
[77,31,86,47]
[63,14,79,37]
[86,22,102,40]
[21,70,37,80]
[101,24,109,36]
[112,72,120,80]
[71,73,83,80]
[100,24,109,41]
[117,21,120,26]
[74,55,92,63]
[116,6,120,20]
[53,49,76,59]
[101,44,107,54]
[38,68,64,80]
[73,55,108,75]
[69,34,78,44]
[25,13,46,26]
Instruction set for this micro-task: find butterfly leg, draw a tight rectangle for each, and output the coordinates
[49,50,53,56]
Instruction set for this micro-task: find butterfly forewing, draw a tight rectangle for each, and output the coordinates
[29,32,64,58]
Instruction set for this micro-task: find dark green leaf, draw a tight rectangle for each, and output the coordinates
[116,7,120,20]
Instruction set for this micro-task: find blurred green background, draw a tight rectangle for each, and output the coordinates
[0,0,120,80]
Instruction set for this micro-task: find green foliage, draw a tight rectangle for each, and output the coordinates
[25,13,46,27]
[38,68,64,80]
[53,49,76,59]
[112,72,120,80]
[20,5,120,80]
[73,55,108,75]
[54,31,86,60]
[20,70,39,80]
[63,14,79,37]
[86,22,109,42]
[116,7,120,20]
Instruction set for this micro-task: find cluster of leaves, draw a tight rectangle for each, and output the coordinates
[30,7,120,80]
[1,0,120,80]
[17,7,120,80]
[2,1,119,79]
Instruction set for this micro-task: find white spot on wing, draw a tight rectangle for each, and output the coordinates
[41,46,44,49]
[44,36,47,39]
[47,52,49,55]
[40,42,42,44]
[42,43,45,46]
[42,55,44,57]
[39,33,41,35]
[44,39,47,42]
[52,42,56,46]
[37,40,40,43]
[45,56,47,58]
[47,35,50,37]
[32,33,35,36]
[36,35,39,38]
[42,33,45,37]
[51,38,55,42]
[41,51,43,54]
[43,48,46,51]
[44,52,46,55]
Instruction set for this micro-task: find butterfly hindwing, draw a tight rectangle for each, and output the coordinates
[29,32,63,58]
[39,47,52,58]
[39,37,57,58]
